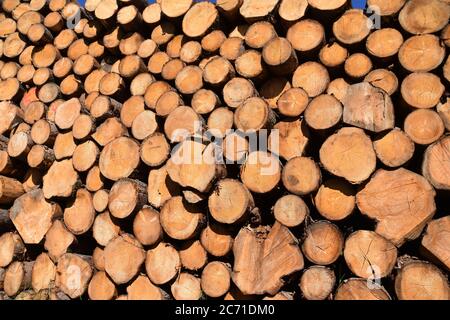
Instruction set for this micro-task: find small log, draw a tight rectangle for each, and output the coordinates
[4,261,33,297]
[208,107,234,139]
[292,62,329,98]
[56,253,93,299]
[72,114,95,141]
[72,141,99,172]
[0,232,25,268]
[234,97,275,132]
[0,175,25,204]
[92,118,126,146]
[401,72,444,109]
[140,133,170,167]
[282,156,321,196]
[93,247,105,271]
[166,140,226,193]
[240,151,281,194]
[404,109,444,145]
[421,216,450,271]
[235,50,265,80]
[223,77,256,108]
[342,82,394,133]
[398,35,445,73]
[27,144,55,169]
[182,2,218,38]
[93,189,109,213]
[302,221,343,266]
[344,53,372,79]
[31,253,56,293]
[202,30,226,53]
[145,242,180,285]
[127,275,168,300]
[344,230,397,279]
[208,179,254,224]
[147,166,180,209]
[131,110,158,141]
[10,189,61,244]
[88,271,117,300]
[201,261,231,298]
[133,207,162,246]
[42,159,80,199]
[64,189,95,235]
[399,0,450,35]
[319,127,376,184]
[220,37,245,61]
[395,259,449,300]
[44,220,75,262]
[364,69,399,96]
[53,132,76,160]
[356,168,436,246]
[332,9,372,45]
[335,278,391,300]
[160,196,204,241]
[200,223,233,258]
[373,128,415,168]
[104,233,145,285]
[299,266,335,300]
[171,272,202,300]
[179,240,207,271]
[108,178,147,219]
[422,136,450,190]
[99,137,140,181]
[314,179,355,221]
[287,19,324,54]
[273,194,308,228]
[232,222,304,295]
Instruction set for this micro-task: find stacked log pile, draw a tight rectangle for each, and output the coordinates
[0,0,449,300]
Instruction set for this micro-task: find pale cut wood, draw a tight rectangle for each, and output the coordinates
[240,151,281,193]
[201,261,231,298]
[282,156,321,195]
[364,69,399,96]
[373,128,415,168]
[0,175,25,204]
[395,260,449,300]
[335,278,391,300]
[232,222,304,295]
[401,72,444,109]
[44,220,75,262]
[344,230,397,279]
[404,109,444,145]
[208,179,254,224]
[104,234,145,285]
[4,261,33,297]
[108,178,147,219]
[171,273,202,300]
[399,0,450,35]
[43,159,79,199]
[292,62,329,98]
[422,136,450,190]
[64,189,95,235]
[31,253,56,292]
[333,9,372,45]
[302,221,343,265]
[357,168,436,246]
[160,196,204,240]
[147,166,180,209]
[0,232,25,268]
[398,35,445,73]
[182,2,218,38]
[179,240,207,271]
[239,0,279,20]
[300,266,335,300]
[320,127,376,184]
[133,207,162,246]
[88,271,117,300]
[127,275,168,300]
[304,94,342,130]
[56,254,92,299]
[273,194,308,228]
[99,137,140,181]
[422,216,450,271]
[145,242,180,285]
[200,223,233,257]
[10,189,61,244]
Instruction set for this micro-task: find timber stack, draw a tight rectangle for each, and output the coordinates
[0,0,449,300]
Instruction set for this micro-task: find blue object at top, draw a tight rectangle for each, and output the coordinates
[351,0,367,9]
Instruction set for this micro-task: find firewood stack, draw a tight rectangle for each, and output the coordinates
[0,0,449,300]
